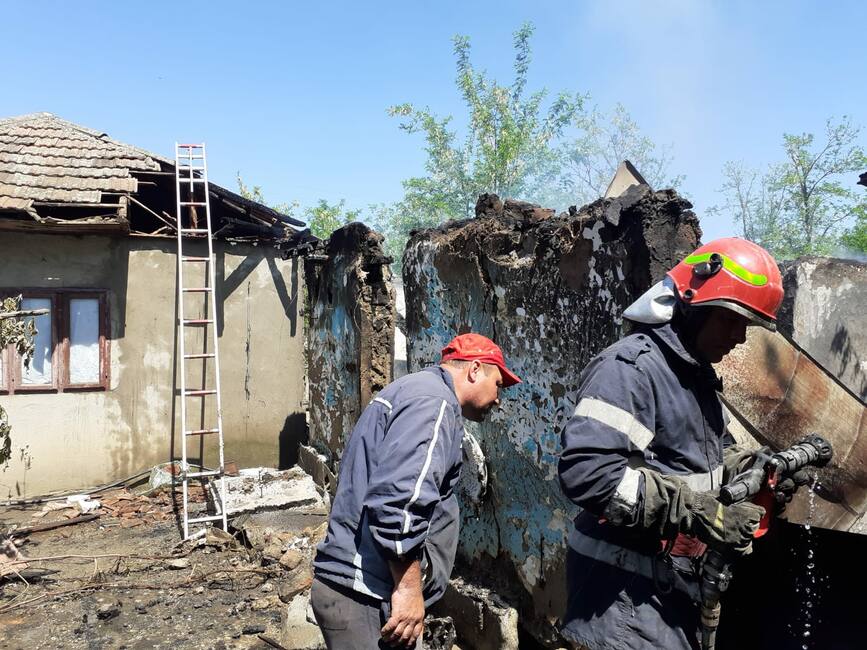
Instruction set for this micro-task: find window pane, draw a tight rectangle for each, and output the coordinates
[21,298,52,385]
[69,298,100,384]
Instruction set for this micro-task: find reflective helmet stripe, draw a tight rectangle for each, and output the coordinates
[684,252,768,287]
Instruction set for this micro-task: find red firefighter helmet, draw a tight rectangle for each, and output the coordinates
[667,238,783,330]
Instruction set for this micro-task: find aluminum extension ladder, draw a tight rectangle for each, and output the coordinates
[174,143,228,538]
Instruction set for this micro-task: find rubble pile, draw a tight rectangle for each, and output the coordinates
[100,485,207,526]
[0,466,331,649]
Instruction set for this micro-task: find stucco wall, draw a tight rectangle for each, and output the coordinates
[403,189,700,642]
[0,232,305,497]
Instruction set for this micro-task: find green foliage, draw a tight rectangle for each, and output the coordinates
[714,117,867,259]
[386,24,583,241]
[0,295,38,467]
[306,199,361,239]
[562,103,684,206]
[241,25,683,266]
[383,24,680,269]
[236,173,358,240]
[708,161,789,254]
[236,173,299,219]
[840,205,867,254]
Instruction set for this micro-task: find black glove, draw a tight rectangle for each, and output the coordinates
[723,444,770,484]
[640,469,765,555]
[774,468,811,504]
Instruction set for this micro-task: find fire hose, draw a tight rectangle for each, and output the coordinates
[698,433,833,650]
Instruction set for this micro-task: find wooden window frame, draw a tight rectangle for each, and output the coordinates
[61,292,110,391]
[9,291,59,394]
[1,289,110,394]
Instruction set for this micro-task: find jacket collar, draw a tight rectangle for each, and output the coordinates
[423,365,459,402]
[645,324,723,390]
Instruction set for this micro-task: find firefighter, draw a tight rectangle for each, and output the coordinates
[311,333,521,649]
[557,238,788,650]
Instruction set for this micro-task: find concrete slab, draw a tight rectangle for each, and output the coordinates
[216,466,325,516]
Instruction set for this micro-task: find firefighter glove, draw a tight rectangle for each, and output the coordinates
[639,469,765,555]
[722,445,770,484]
[686,489,765,553]
[775,468,811,504]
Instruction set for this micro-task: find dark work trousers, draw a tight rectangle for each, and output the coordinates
[310,576,423,650]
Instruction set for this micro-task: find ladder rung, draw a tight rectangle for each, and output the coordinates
[185,428,220,436]
[184,353,215,359]
[182,287,212,292]
[185,469,222,478]
[187,514,225,524]
[179,178,206,183]
[178,155,205,160]
[180,202,207,206]
[184,389,217,396]
[182,319,213,325]
[177,143,203,148]
[182,256,211,262]
[180,228,209,234]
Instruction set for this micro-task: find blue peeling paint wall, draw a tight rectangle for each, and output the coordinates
[403,190,701,640]
[306,223,395,467]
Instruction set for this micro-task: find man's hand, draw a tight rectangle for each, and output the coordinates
[688,490,765,555]
[382,558,425,648]
[775,468,812,505]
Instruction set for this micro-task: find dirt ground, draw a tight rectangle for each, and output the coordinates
[0,484,328,650]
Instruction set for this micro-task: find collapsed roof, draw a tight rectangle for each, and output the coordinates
[0,112,304,241]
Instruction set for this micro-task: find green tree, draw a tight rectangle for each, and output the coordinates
[714,117,867,258]
[236,173,299,218]
[305,199,361,239]
[562,103,684,206]
[708,161,788,254]
[387,23,583,233]
[380,24,682,268]
[236,174,358,240]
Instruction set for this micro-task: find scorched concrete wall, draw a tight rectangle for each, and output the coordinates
[304,223,395,469]
[0,232,306,497]
[777,256,867,401]
[403,189,700,641]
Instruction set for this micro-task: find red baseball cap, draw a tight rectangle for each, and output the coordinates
[440,333,522,387]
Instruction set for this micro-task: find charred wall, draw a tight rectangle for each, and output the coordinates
[777,256,867,401]
[304,223,395,477]
[402,187,700,642]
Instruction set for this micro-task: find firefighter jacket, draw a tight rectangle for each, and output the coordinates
[558,322,734,586]
[313,366,464,606]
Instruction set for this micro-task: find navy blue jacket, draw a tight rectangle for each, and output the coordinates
[559,323,734,555]
[314,366,464,606]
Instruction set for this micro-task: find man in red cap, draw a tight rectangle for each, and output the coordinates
[312,332,520,649]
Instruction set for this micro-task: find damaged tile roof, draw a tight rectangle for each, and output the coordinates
[0,113,160,216]
[0,112,305,239]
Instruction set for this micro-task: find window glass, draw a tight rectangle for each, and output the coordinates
[69,298,100,384]
[20,297,52,385]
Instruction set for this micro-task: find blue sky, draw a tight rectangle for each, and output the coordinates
[2,1,865,242]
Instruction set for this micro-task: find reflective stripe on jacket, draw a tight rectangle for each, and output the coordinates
[314,366,464,606]
[558,323,734,570]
